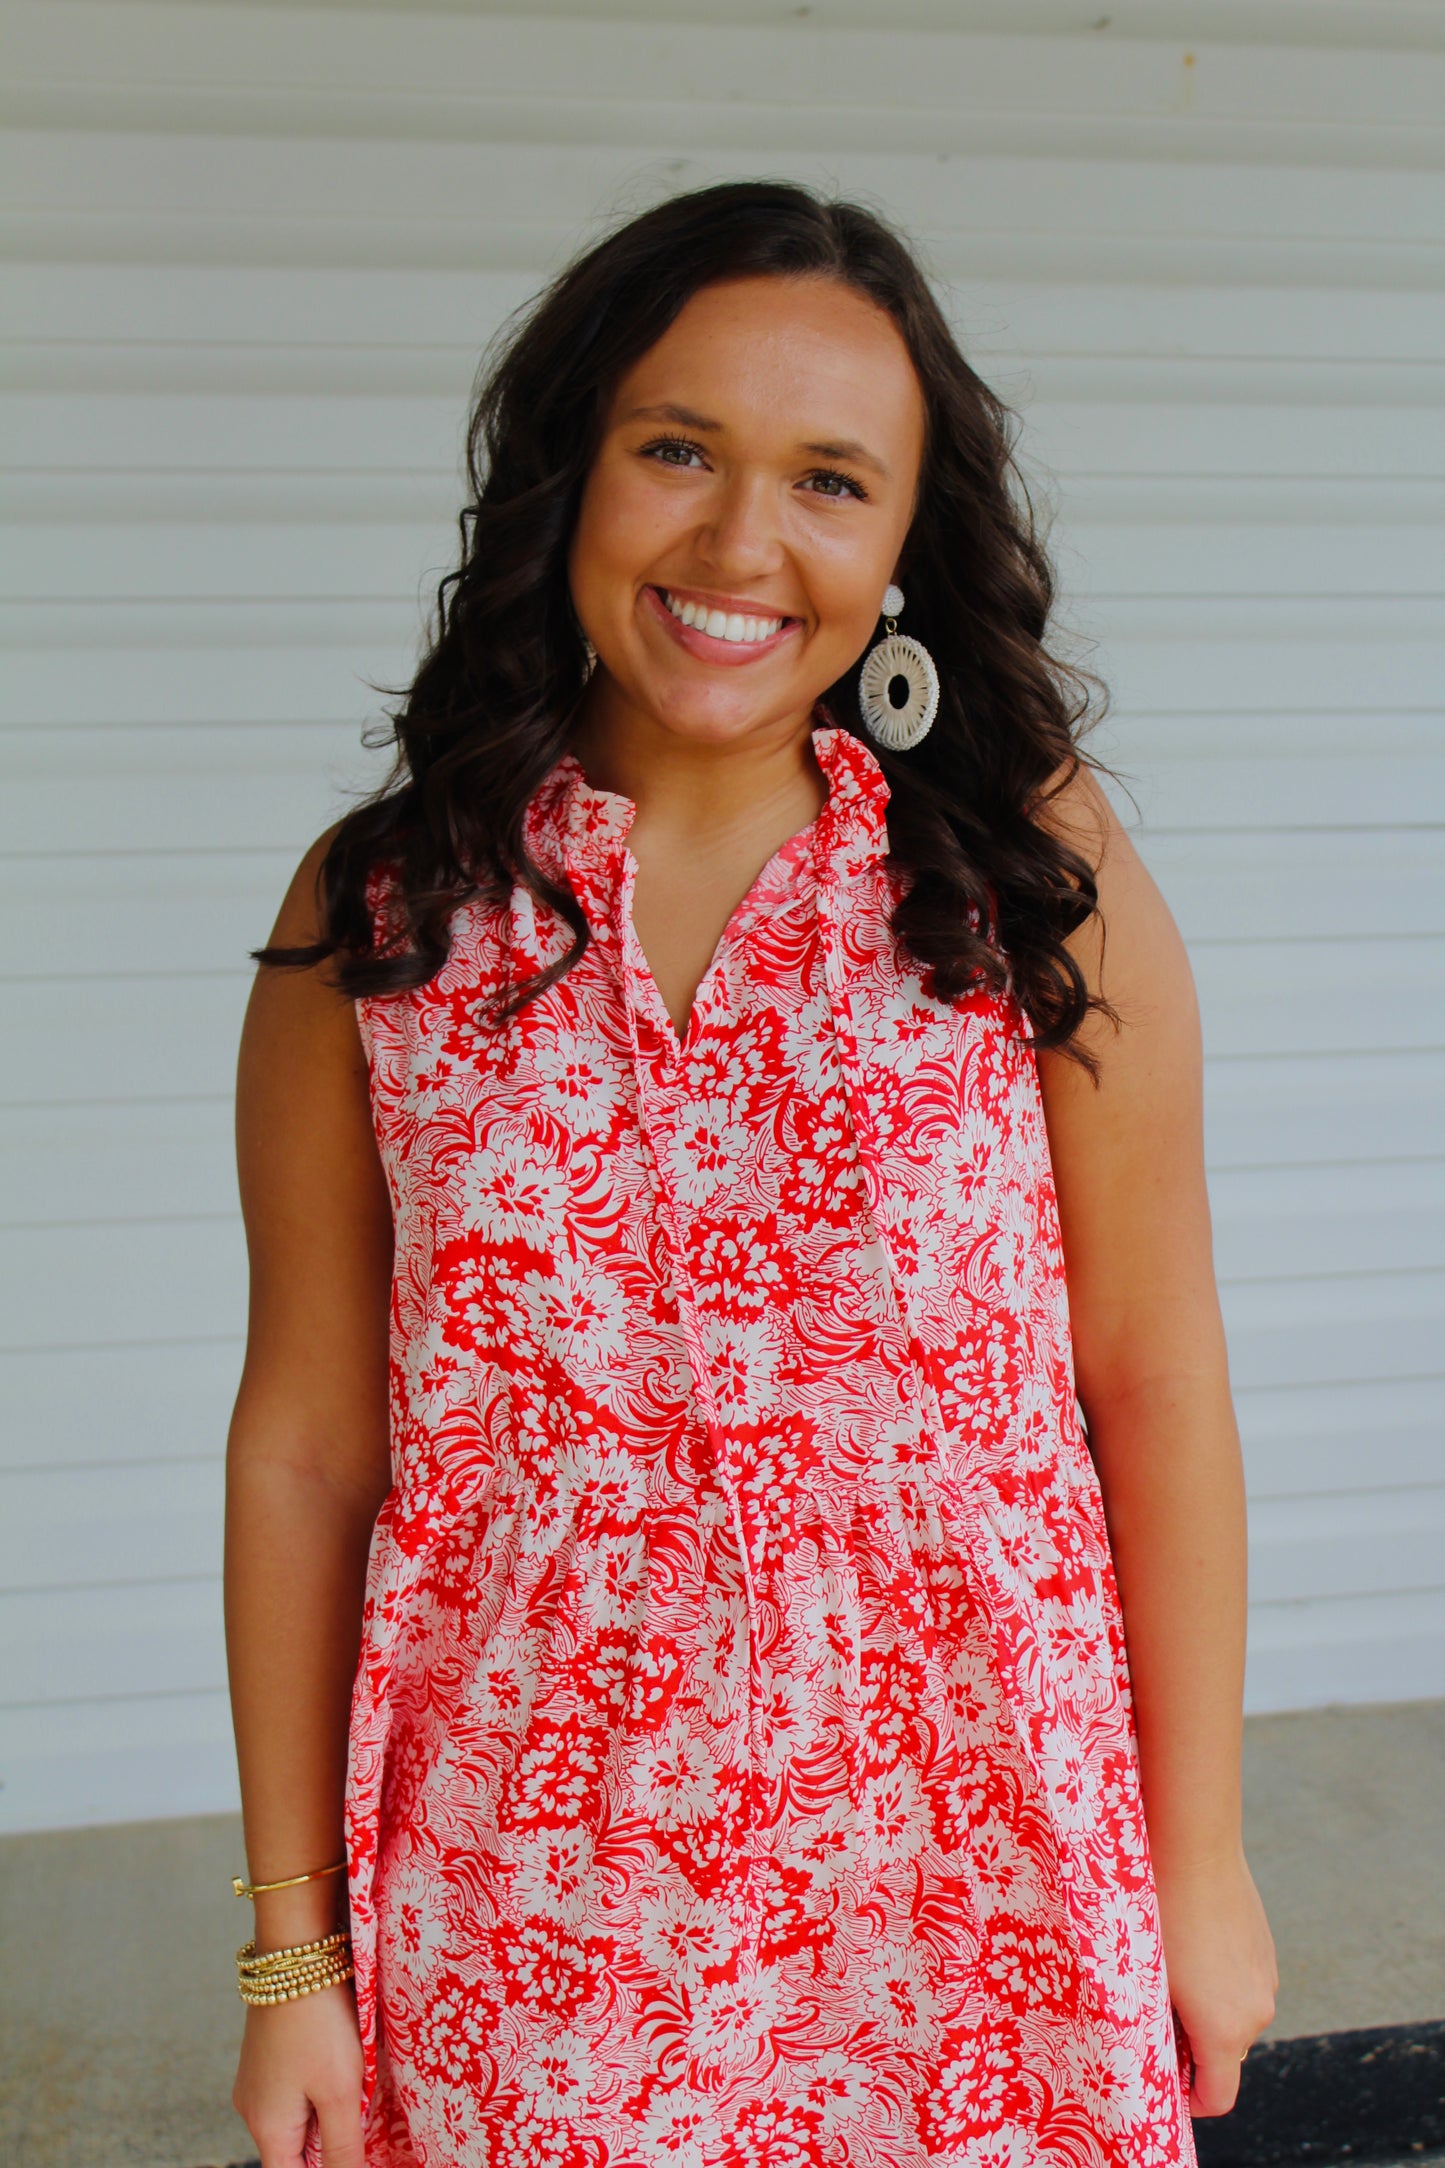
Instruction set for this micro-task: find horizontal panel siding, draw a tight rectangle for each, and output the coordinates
[0,1221,249,1353]
[2,1,1441,1829]
[0,1578,225,1706]
[0,1461,225,1593]
[0,1690,236,1833]
[0,1341,243,1475]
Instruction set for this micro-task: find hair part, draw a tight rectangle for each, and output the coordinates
[260,179,1112,1063]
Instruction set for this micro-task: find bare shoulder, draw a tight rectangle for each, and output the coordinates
[265,823,343,953]
[236,827,381,1232]
[1038,757,1191,997]
[1031,756,1200,1083]
[232,831,393,1478]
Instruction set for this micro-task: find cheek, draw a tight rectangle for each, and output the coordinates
[573,462,683,593]
[800,544,896,651]
[790,511,900,616]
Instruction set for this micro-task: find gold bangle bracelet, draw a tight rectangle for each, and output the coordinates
[236,1932,355,2007]
[238,1963,355,2008]
[232,1857,347,1900]
[238,1931,350,1969]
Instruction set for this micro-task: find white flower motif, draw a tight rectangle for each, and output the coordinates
[699,1310,781,1425]
[1064,2028,1150,2136]
[531,1035,620,1138]
[518,2027,592,2118]
[799,1569,857,1693]
[989,1499,1063,1585]
[558,1439,648,1528]
[862,1940,941,2046]
[796,2048,872,2129]
[784,1797,856,1890]
[965,1810,1043,1920]
[522,1256,629,1374]
[507,1826,594,1926]
[458,1138,572,1247]
[629,1721,719,1828]
[401,1315,469,1425]
[939,1108,1005,1233]
[463,1632,542,1736]
[693,1589,749,1724]
[759,1668,813,1777]
[664,1100,750,1208]
[685,1964,781,2069]
[858,1763,931,1873]
[580,1529,646,1632]
[781,992,840,1095]
[1088,1886,1157,2021]
[636,2086,722,2168]
[942,1641,1006,1742]
[636,1881,738,1990]
[866,982,949,1072]
[1037,1722,1102,1837]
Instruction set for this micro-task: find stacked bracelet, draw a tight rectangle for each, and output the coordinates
[232,1857,346,1901]
[236,1929,355,2007]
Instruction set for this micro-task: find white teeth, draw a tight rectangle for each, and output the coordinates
[663,592,785,643]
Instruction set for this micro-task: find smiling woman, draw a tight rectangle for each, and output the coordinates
[226,181,1275,2168]
[261,183,1105,1052]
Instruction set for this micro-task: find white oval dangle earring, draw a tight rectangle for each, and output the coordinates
[857,583,940,751]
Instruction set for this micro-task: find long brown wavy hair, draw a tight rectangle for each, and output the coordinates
[261,180,1109,1057]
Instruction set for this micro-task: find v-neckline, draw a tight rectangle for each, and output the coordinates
[621,812,822,1057]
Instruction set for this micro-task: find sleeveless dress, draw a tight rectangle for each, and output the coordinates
[343,720,1196,2167]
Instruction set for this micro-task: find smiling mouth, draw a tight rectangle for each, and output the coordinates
[656,587,792,646]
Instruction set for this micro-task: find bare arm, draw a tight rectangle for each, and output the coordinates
[224,836,394,2166]
[1035,769,1277,2116]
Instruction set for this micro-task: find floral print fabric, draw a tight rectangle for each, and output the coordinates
[344,722,1194,2166]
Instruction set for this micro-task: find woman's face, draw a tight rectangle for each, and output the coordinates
[569,274,927,750]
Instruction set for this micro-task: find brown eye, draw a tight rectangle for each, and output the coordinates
[642,436,707,469]
[802,469,867,502]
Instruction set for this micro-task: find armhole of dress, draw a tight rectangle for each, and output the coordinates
[352,859,406,1091]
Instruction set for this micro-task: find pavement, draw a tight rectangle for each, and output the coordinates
[1,1698,1441,2168]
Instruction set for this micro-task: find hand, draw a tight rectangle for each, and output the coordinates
[1156,1846,1278,2117]
[233,1984,366,2168]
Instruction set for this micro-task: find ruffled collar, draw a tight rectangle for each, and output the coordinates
[524,720,892,940]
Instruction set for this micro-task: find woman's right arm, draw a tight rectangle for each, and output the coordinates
[225,836,395,2168]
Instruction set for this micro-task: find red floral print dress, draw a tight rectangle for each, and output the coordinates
[343,721,1196,2167]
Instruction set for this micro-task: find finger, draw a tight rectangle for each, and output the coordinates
[253,2124,310,2168]
[1188,2042,1246,2119]
[313,2090,367,2168]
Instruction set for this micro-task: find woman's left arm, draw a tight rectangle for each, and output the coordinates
[1035,767,1278,2117]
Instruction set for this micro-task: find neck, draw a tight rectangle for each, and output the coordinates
[566,676,828,847]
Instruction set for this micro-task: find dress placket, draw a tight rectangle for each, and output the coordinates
[561,812,776,1951]
[591,772,906,1965]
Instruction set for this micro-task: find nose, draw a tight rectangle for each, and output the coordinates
[694,467,786,583]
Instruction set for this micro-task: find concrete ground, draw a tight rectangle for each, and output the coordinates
[1,1699,1441,2168]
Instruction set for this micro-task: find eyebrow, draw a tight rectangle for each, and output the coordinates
[623,402,891,481]
[803,436,891,480]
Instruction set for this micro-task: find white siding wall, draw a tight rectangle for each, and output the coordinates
[2,0,1441,1833]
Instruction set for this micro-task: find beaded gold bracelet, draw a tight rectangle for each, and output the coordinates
[236,1929,355,2008]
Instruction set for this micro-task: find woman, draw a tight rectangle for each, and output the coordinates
[226,182,1276,2168]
